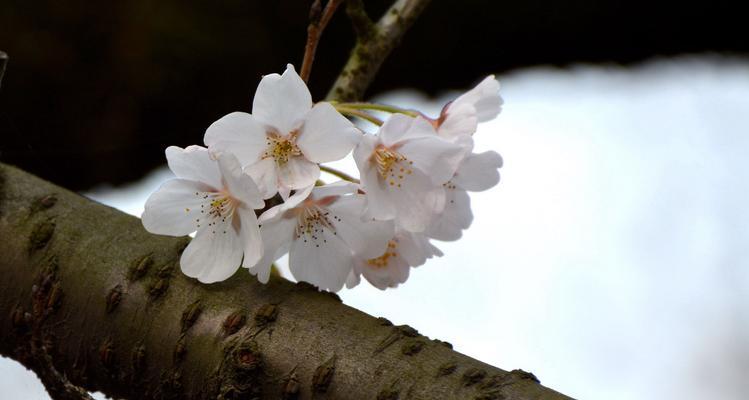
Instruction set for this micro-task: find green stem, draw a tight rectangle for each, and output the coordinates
[319,165,360,183]
[336,102,419,117]
[336,106,384,126]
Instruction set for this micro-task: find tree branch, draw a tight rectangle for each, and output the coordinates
[327,0,432,101]
[0,162,573,399]
[0,51,8,89]
[300,0,344,83]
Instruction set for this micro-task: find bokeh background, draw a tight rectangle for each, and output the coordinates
[1,1,748,399]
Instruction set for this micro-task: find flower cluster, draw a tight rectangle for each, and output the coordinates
[142,65,503,292]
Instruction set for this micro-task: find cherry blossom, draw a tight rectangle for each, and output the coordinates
[426,149,503,241]
[432,75,503,140]
[346,229,442,290]
[249,182,393,292]
[353,114,465,232]
[204,64,360,199]
[142,146,264,283]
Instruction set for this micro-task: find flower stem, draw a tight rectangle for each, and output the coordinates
[335,102,419,117]
[319,165,360,183]
[300,0,344,83]
[335,106,384,126]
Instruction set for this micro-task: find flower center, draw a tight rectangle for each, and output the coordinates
[194,189,238,234]
[263,131,301,166]
[367,240,398,268]
[294,204,340,247]
[373,146,413,187]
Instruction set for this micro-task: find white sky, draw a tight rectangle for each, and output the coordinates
[3,55,748,400]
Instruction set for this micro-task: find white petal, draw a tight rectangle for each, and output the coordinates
[237,206,263,268]
[328,195,394,259]
[399,134,466,184]
[277,156,320,190]
[289,228,354,292]
[438,102,478,139]
[204,112,268,166]
[345,268,361,289]
[389,179,444,233]
[297,102,361,163]
[250,214,296,283]
[398,230,441,267]
[311,181,358,198]
[142,179,208,236]
[165,146,222,189]
[426,188,472,241]
[252,64,312,134]
[360,161,396,221]
[216,153,264,209]
[379,115,436,146]
[453,150,503,192]
[452,75,503,122]
[360,256,410,290]
[245,158,279,199]
[180,222,243,283]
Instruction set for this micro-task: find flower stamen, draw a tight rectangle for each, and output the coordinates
[367,240,398,268]
[262,131,302,166]
[373,146,413,187]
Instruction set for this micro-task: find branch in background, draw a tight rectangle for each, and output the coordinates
[0,162,573,399]
[300,0,345,83]
[0,51,8,89]
[327,0,432,101]
[344,0,374,39]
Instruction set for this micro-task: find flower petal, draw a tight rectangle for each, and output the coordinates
[345,269,361,289]
[204,112,268,166]
[216,153,264,209]
[142,179,208,236]
[297,102,361,163]
[379,114,436,146]
[359,255,410,290]
[426,188,472,241]
[453,150,503,192]
[399,134,466,185]
[252,64,312,134]
[180,222,243,283]
[250,215,296,283]
[289,227,354,292]
[311,181,358,199]
[277,156,320,190]
[328,194,394,259]
[453,75,503,122]
[398,230,442,267]
[438,102,478,139]
[245,158,279,199]
[165,146,222,189]
[237,205,263,268]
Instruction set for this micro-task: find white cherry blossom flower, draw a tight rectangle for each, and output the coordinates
[346,228,442,290]
[249,182,393,292]
[432,75,503,140]
[353,114,465,232]
[426,149,503,241]
[142,145,264,283]
[204,64,360,199]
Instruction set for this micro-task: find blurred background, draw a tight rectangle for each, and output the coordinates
[1,1,748,399]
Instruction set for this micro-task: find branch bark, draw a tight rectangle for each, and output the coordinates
[0,163,573,399]
[327,0,432,101]
[0,51,8,89]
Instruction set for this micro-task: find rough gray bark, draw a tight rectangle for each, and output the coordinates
[327,0,433,101]
[0,163,574,399]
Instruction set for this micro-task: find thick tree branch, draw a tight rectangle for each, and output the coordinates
[327,0,432,101]
[0,162,573,399]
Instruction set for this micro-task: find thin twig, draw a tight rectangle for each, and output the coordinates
[320,164,360,183]
[0,51,8,89]
[300,0,344,83]
[327,0,432,101]
[336,106,384,126]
